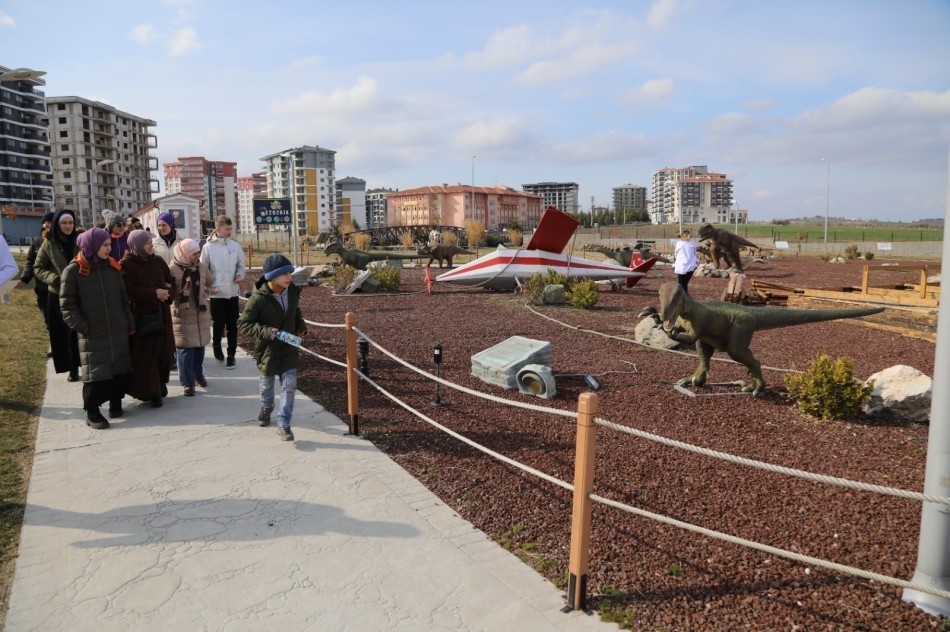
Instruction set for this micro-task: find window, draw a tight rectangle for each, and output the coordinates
[58,117,66,124]
[64,185,73,192]
[62,157,70,166]
[64,171,71,179]
[59,130,67,138]
[60,144,68,151]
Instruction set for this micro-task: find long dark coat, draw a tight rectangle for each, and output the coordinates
[120,252,177,400]
[60,254,134,382]
[238,276,306,376]
[34,210,81,374]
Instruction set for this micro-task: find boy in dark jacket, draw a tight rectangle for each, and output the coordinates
[238,254,306,441]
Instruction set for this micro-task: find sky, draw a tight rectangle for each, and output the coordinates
[2,0,949,222]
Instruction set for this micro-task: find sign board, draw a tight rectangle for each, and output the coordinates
[165,209,186,229]
[254,198,292,226]
[877,242,892,251]
[774,240,789,249]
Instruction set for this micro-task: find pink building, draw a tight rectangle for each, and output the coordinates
[386,184,543,231]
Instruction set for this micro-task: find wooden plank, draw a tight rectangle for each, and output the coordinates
[786,295,937,342]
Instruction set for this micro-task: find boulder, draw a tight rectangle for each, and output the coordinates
[542,284,567,305]
[863,365,932,422]
[634,318,682,350]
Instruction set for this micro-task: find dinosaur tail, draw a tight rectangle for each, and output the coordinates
[754,305,884,330]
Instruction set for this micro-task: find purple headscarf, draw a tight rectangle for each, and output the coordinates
[76,227,111,262]
[127,229,153,258]
[157,212,176,227]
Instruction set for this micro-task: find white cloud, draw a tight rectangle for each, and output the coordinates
[619,78,675,104]
[0,10,15,27]
[794,87,950,131]
[167,27,202,56]
[699,112,761,135]
[288,54,324,70]
[464,25,535,71]
[545,131,656,165]
[453,119,536,151]
[271,76,386,118]
[516,42,640,86]
[743,97,776,112]
[646,0,680,29]
[129,24,155,45]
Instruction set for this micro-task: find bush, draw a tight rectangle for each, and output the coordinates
[441,232,458,246]
[371,265,401,291]
[329,265,357,293]
[465,220,486,248]
[864,252,874,260]
[843,244,860,260]
[567,280,599,309]
[507,228,523,246]
[523,270,568,305]
[351,233,372,250]
[784,350,873,420]
[400,233,415,249]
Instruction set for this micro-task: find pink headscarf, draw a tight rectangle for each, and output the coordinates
[173,239,200,265]
[126,229,153,258]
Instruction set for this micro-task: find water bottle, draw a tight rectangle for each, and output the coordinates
[275,330,302,347]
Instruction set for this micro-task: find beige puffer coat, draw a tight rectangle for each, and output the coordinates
[168,261,215,348]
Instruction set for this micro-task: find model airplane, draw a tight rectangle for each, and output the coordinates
[435,207,659,290]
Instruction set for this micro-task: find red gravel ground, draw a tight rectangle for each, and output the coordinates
[244,255,944,631]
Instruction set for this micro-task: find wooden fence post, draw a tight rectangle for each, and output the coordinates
[566,392,598,612]
[345,312,360,435]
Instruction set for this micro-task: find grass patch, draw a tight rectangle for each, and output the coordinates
[595,586,638,628]
[0,258,48,625]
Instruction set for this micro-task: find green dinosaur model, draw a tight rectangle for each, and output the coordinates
[654,282,883,395]
[324,241,420,271]
[588,244,671,266]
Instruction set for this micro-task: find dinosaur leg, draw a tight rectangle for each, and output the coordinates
[689,341,714,387]
[726,347,764,394]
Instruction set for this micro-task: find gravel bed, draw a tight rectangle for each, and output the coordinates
[244,255,942,631]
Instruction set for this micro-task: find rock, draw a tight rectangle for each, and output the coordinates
[634,318,682,350]
[863,365,932,422]
[541,284,566,305]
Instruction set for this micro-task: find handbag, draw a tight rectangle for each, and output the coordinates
[134,311,165,336]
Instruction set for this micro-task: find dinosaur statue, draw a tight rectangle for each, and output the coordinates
[697,224,760,271]
[324,241,420,271]
[587,244,671,266]
[652,282,883,395]
[415,243,476,268]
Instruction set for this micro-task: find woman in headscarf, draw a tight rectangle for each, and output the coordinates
[168,239,217,396]
[152,212,182,264]
[107,214,130,262]
[120,229,177,407]
[34,208,82,381]
[60,228,134,429]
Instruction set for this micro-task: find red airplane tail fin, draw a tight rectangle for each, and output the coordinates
[626,254,658,288]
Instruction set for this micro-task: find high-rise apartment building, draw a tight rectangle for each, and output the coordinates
[236,172,266,234]
[335,176,366,229]
[651,165,733,226]
[47,96,158,229]
[366,187,396,230]
[612,184,647,215]
[1,66,53,241]
[260,145,336,235]
[164,157,238,225]
[521,182,579,215]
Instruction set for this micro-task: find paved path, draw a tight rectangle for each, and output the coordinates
[6,351,616,631]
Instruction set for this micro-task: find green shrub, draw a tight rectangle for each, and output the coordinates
[864,252,874,260]
[329,265,357,293]
[843,244,860,260]
[784,350,873,420]
[568,280,599,309]
[371,265,401,291]
[523,270,568,305]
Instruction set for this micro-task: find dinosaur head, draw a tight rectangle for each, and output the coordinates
[416,243,432,255]
[658,282,688,327]
[698,224,714,240]
[324,241,341,255]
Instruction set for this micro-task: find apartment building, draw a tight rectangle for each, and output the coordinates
[260,145,336,235]
[236,172,266,234]
[1,65,53,241]
[164,157,238,226]
[335,176,366,229]
[47,96,158,229]
[366,187,396,230]
[612,184,647,215]
[521,181,579,215]
[651,165,733,226]
[387,184,543,231]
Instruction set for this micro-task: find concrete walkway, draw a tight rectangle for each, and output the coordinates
[6,351,616,631]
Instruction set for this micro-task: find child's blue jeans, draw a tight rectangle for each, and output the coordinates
[260,369,297,430]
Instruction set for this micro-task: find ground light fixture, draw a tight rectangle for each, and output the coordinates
[431,343,444,407]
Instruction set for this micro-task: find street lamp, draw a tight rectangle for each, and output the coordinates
[90,159,116,227]
[734,198,739,234]
[821,158,830,243]
[282,153,299,267]
[471,155,476,223]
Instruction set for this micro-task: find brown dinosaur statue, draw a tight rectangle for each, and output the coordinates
[587,244,671,265]
[698,224,760,271]
[324,241,419,271]
[415,243,476,268]
[653,282,883,395]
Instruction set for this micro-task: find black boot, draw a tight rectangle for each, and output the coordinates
[86,409,110,430]
[213,345,224,362]
[109,400,124,419]
[67,369,80,382]
[258,406,274,427]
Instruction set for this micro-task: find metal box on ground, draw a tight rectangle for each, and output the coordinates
[471,336,553,390]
